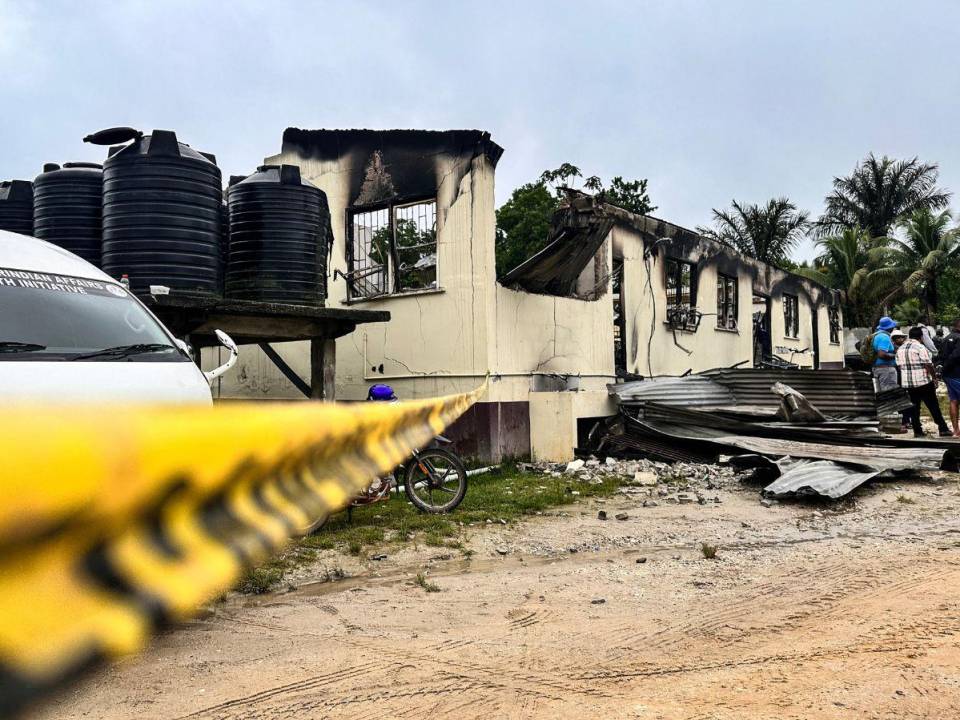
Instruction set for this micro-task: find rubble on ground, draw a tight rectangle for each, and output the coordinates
[593,367,958,500]
[519,456,737,506]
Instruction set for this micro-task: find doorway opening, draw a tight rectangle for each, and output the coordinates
[752,294,772,367]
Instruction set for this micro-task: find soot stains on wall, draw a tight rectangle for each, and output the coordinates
[281,129,503,208]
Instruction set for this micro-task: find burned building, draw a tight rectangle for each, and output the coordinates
[212,129,843,462]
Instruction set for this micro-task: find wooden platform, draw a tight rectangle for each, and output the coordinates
[142,294,390,399]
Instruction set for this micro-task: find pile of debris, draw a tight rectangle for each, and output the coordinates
[591,368,958,500]
[519,455,737,507]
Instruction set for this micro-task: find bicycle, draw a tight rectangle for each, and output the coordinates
[308,384,468,532]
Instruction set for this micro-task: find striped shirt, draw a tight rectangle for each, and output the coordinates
[895,339,935,388]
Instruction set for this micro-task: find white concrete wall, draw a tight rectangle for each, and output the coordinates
[209,136,842,461]
[613,224,843,374]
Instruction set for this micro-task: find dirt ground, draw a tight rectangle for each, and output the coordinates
[36,473,960,720]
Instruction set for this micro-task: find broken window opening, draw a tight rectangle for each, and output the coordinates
[612,258,626,376]
[346,198,437,299]
[716,274,738,330]
[783,294,800,338]
[665,258,700,331]
[828,305,841,344]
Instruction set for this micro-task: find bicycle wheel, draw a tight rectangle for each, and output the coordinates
[403,447,468,513]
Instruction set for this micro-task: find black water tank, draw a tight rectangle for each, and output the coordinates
[0,180,34,236]
[85,127,223,296]
[33,162,103,266]
[225,164,328,305]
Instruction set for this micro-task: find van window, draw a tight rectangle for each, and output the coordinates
[0,268,186,362]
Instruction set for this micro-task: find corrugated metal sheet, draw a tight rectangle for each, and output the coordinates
[611,368,877,418]
[702,368,877,418]
[638,419,947,472]
[763,458,880,499]
[876,387,914,415]
[608,376,735,407]
[633,403,880,442]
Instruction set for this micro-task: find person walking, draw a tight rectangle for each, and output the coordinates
[940,318,960,437]
[896,327,952,438]
[871,316,899,392]
[890,329,912,432]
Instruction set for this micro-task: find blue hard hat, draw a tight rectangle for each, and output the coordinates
[367,383,397,401]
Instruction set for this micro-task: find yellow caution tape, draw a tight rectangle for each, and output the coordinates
[0,384,483,714]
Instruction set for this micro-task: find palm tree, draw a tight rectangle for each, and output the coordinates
[794,227,892,326]
[880,209,960,322]
[698,198,810,265]
[817,154,951,238]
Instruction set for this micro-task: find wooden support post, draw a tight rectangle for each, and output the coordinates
[310,338,337,400]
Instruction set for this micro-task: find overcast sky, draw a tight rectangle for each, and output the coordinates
[3,0,958,260]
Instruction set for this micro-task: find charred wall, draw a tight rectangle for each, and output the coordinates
[280,128,503,208]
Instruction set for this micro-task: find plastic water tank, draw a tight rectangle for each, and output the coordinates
[225,164,328,305]
[85,127,223,296]
[0,180,34,236]
[33,162,103,266]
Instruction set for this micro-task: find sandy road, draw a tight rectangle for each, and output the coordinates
[37,476,960,719]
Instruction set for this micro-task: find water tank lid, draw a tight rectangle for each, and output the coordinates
[238,164,317,189]
[62,162,103,169]
[0,180,33,201]
[43,163,61,173]
[83,127,143,146]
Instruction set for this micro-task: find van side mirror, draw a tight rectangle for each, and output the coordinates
[204,329,239,382]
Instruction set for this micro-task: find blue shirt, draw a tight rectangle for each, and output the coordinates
[873,332,896,366]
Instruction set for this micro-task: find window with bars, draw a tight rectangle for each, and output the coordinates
[828,305,841,344]
[783,293,800,338]
[716,274,738,330]
[664,258,699,330]
[346,199,437,299]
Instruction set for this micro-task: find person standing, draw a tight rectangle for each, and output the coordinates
[871,316,899,392]
[896,327,952,437]
[890,329,911,432]
[940,318,960,437]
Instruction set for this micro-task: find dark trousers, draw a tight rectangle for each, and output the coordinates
[906,382,949,435]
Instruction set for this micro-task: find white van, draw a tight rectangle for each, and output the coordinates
[0,230,235,404]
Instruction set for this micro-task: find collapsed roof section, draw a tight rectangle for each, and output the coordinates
[600,368,956,499]
[499,189,840,307]
[498,193,613,297]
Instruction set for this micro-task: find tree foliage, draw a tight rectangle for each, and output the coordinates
[697,198,810,266]
[495,164,655,276]
[817,153,951,238]
[794,227,893,327]
[879,208,960,321]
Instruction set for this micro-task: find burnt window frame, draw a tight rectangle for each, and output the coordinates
[828,305,841,344]
[345,196,438,300]
[783,293,800,339]
[716,273,738,331]
[664,257,699,331]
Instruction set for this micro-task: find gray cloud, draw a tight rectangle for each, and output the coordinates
[2,0,958,260]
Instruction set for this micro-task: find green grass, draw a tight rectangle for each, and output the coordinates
[700,542,718,560]
[414,572,441,593]
[896,494,916,504]
[237,465,622,594]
